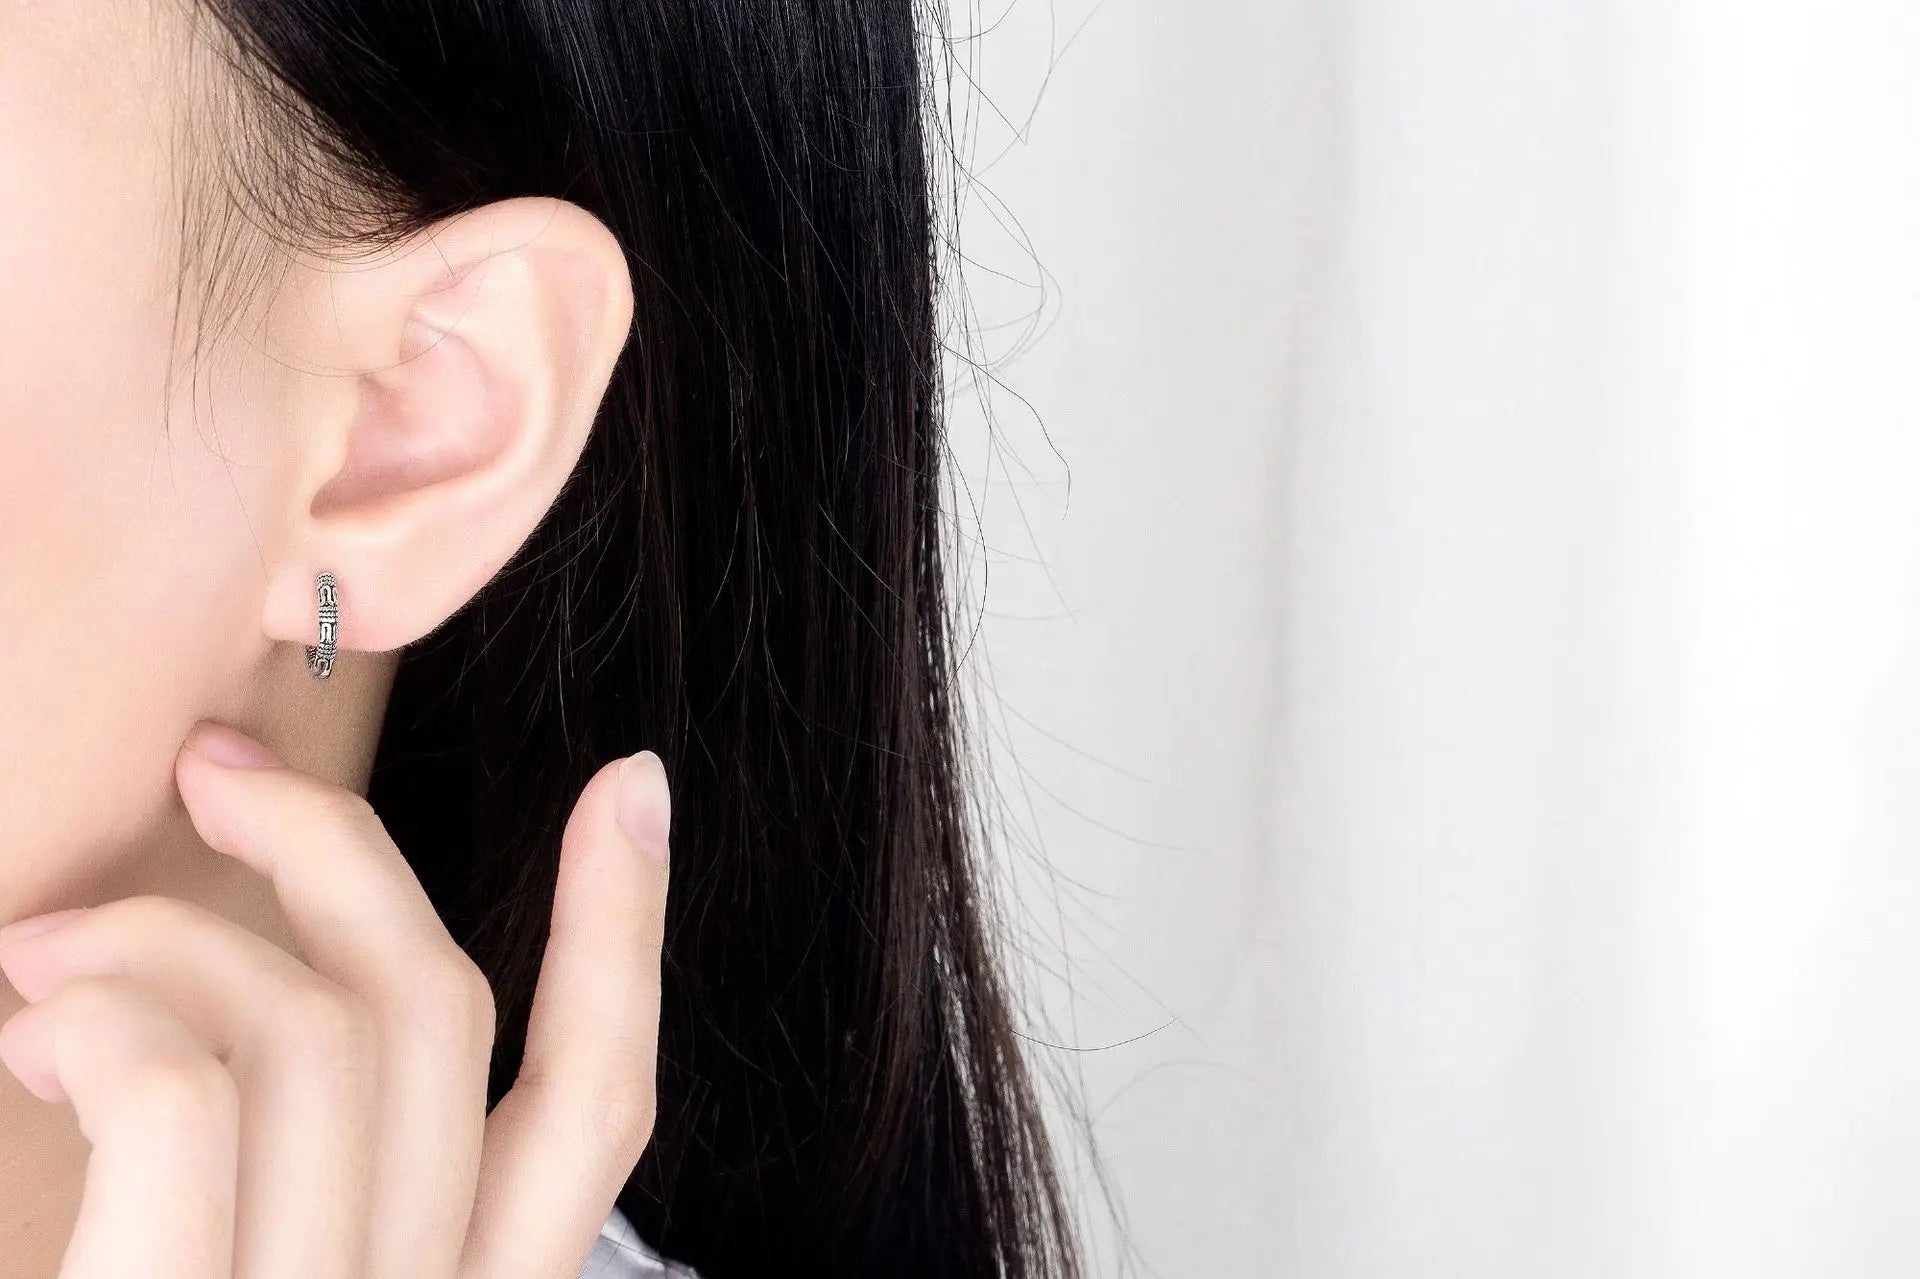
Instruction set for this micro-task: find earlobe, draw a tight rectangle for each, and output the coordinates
[259,197,635,658]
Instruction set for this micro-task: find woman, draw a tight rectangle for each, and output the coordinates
[0,2,1081,1276]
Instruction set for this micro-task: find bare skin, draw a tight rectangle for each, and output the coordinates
[0,4,660,1274]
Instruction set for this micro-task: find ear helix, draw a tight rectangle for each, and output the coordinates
[306,571,339,680]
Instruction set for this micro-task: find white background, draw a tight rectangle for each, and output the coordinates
[946,2,1920,1275]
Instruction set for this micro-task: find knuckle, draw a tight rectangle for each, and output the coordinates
[57,975,144,1026]
[305,786,382,844]
[35,979,238,1135]
[278,979,376,1065]
[438,948,495,1015]
[113,893,207,937]
[456,957,499,1042]
[403,949,497,1053]
[123,1053,239,1135]
[594,1070,658,1160]
[288,783,382,852]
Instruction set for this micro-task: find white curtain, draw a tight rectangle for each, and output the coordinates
[949,0,1920,1275]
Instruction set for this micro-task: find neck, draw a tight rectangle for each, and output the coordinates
[0,648,400,1275]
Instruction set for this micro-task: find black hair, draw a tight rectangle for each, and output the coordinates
[168,1,1082,1275]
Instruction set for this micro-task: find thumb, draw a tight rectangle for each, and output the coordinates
[524,750,671,1084]
[462,749,672,1277]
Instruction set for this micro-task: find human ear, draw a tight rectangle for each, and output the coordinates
[256,196,634,656]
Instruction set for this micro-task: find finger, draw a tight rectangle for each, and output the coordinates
[172,723,495,1278]
[0,896,377,1279]
[461,749,671,1279]
[0,976,237,1279]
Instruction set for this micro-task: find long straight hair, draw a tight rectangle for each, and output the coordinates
[171,1,1080,1275]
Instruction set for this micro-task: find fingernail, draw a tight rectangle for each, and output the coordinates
[185,722,283,769]
[0,908,88,952]
[616,751,672,862]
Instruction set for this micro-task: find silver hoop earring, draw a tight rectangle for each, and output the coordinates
[306,571,339,680]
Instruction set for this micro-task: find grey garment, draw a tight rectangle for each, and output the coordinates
[577,1205,697,1278]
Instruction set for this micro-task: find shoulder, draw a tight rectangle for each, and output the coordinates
[577,1205,700,1279]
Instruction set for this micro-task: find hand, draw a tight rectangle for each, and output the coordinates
[0,721,672,1279]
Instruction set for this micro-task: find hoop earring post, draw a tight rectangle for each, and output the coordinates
[306,571,339,680]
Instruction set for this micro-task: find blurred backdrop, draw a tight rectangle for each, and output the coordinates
[946,1,1920,1275]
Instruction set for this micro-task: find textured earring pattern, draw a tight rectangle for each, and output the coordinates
[306,571,339,680]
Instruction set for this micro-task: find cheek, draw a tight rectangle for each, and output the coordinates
[0,13,283,908]
[0,320,280,909]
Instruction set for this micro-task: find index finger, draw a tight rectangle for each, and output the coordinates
[171,721,497,1275]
